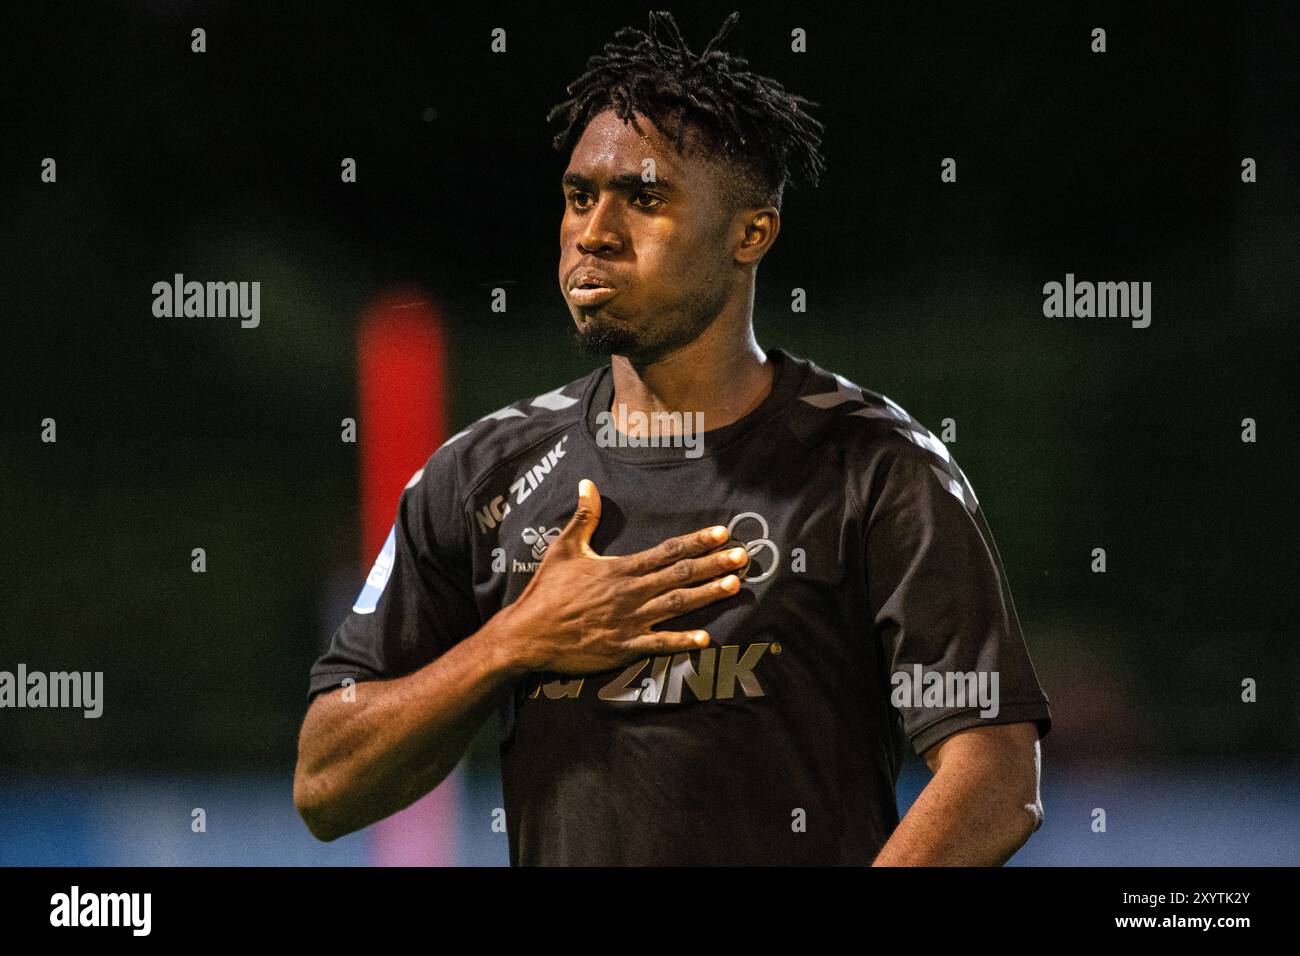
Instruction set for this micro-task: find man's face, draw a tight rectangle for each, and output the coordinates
[559,109,738,363]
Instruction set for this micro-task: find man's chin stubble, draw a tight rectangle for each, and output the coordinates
[569,298,720,364]
[570,318,643,358]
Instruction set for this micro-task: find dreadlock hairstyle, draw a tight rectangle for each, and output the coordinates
[547,10,826,214]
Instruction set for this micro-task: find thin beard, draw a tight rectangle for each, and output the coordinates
[570,283,725,362]
[571,322,641,358]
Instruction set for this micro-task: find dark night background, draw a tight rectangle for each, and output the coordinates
[1,1,1297,864]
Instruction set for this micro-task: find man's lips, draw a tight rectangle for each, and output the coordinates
[568,269,619,306]
[569,285,618,307]
[568,268,615,290]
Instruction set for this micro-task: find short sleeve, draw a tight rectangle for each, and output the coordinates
[863,435,1052,756]
[307,444,482,702]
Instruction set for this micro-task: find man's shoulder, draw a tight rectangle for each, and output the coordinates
[421,365,601,498]
[780,352,977,511]
[783,353,935,457]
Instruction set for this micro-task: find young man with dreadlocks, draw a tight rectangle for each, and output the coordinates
[295,11,1052,866]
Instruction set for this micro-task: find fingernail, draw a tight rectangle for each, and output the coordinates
[710,526,727,541]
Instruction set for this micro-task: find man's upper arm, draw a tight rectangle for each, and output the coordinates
[861,429,1053,756]
[306,443,482,702]
[920,720,1041,774]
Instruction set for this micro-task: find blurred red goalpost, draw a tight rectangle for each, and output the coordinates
[357,290,460,866]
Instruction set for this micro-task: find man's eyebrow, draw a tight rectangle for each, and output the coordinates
[562,171,679,194]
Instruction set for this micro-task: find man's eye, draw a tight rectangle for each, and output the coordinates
[569,192,592,208]
[632,192,664,209]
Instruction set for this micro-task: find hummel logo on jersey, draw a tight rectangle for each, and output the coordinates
[522,525,562,561]
[474,435,569,535]
[511,525,561,573]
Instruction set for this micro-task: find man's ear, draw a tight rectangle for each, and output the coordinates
[734,206,780,265]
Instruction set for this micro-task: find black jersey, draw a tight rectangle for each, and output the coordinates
[308,347,1052,865]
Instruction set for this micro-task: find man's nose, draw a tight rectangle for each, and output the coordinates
[576,196,625,255]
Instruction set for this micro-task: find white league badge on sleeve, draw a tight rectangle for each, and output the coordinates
[352,525,397,615]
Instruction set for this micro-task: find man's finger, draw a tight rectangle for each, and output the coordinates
[618,524,730,575]
[638,575,742,625]
[622,629,711,658]
[556,478,603,557]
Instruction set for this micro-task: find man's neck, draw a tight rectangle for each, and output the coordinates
[607,332,774,438]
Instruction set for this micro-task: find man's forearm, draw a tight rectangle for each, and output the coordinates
[872,725,1043,866]
[293,608,528,841]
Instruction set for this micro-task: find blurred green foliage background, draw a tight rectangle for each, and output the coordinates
[2,1,1296,775]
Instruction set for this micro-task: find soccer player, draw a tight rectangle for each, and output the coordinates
[294,10,1051,865]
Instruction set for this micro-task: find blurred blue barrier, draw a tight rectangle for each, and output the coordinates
[2,760,1296,866]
